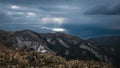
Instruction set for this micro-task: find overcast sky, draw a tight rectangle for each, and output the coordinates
[0,0,120,38]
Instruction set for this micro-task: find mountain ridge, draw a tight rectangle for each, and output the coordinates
[0,29,118,67]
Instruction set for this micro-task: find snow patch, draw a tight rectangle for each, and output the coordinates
[46,37,52,43]
[38,45,46,53]
[65,50,69,55]
[80,44,103,60]
[58,38,70,48]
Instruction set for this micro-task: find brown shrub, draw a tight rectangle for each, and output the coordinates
[0,44,114,68]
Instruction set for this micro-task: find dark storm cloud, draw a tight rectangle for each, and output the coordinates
[0,0,120,24]
[0,11,12,23]
[85,0,120,15]
[0,0,84,25]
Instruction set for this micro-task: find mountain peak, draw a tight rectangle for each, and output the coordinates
[16,29,34,33]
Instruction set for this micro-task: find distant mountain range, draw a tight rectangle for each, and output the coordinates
[0,29,119,67]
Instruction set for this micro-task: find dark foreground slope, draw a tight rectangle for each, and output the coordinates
[88,36,120,68]
[0,44,113,68]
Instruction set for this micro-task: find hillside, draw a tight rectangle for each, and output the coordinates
[0,30,116,68]
[0,44,113,68]
[88,36,120,68]
[0,30,110,62]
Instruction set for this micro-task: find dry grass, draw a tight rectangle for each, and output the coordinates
[0,44,114,68]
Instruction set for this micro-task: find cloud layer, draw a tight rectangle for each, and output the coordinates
[0,0,120,38]
[85,1,120,15]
